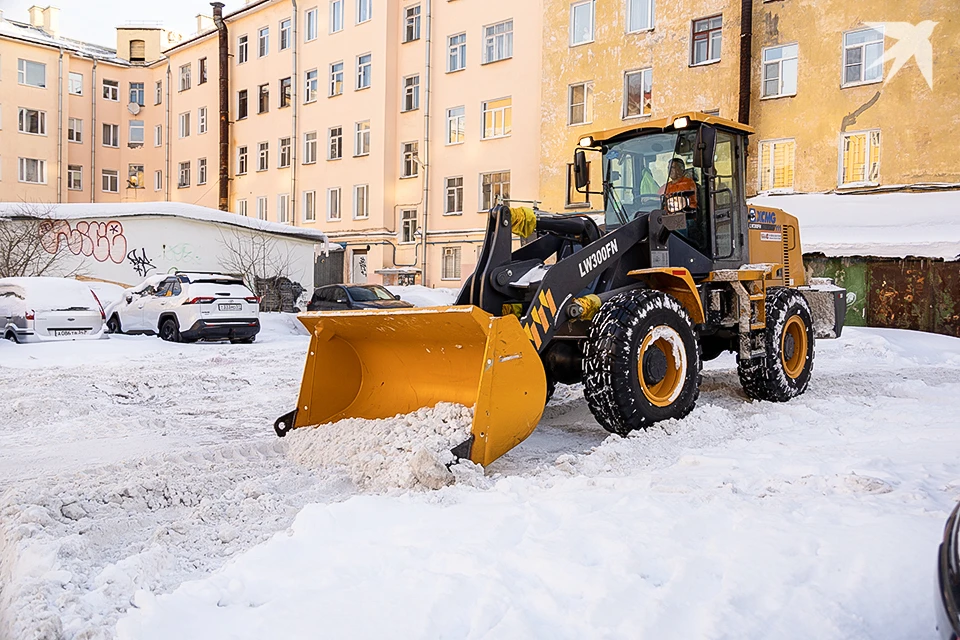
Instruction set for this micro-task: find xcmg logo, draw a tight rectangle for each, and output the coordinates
[749,209,777,225]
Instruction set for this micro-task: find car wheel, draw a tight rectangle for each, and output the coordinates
[159,318,181,343]
[4,331,18,344]
[230,336,256,344]
[106,315,122,334]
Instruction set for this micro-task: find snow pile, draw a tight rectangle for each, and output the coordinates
[0,276,101,312]
[86,282,127,310]
[386,285,459,307]
[285,403,478,491]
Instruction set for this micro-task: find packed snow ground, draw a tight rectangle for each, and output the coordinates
[1,288,958,639]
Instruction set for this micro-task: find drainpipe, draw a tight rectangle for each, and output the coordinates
[165,62,172,200]
[290,0,298,224]
[212,2,230,211]
[420,0,432,285]
[90,59,97,202]
[738,0,753,124]
[57,48,64,202]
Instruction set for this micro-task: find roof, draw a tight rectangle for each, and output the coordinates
[0,18,129,66]
[584,112,756,145]
[0,202,340,249]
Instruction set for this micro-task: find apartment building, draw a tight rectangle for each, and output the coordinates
[539,0,960,212]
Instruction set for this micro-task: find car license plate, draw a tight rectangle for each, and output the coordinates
[219,303,242,311]
[54,329,87,336]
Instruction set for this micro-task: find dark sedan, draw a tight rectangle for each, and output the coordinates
[307,284,415,311]
[938,499,960,640]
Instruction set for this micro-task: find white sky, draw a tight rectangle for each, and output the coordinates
[2,0,246,48]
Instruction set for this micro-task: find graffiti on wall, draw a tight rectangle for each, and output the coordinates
[161,243,203,266]
[127,248,156,277]
[40,220,128,264]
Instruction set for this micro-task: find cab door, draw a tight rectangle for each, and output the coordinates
[709,130,745,269]
[142,278,177,332]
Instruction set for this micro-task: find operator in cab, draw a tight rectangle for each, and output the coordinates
[661,158,698,208]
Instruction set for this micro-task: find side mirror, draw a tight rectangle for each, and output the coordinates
[394,294,401,300]
[693,125,717,170]
[573,149,589,190]
[125,294,133,303]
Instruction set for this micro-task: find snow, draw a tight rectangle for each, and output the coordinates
[86,282,127,310]
[1,319,959,639]
[0,277,101,311]
[750,191,960,260]
[386,285,460,307]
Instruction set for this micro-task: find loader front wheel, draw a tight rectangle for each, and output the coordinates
[583,290,701,436]
[737,288,814,402]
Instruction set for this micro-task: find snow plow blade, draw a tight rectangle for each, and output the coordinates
[275,306,546,466]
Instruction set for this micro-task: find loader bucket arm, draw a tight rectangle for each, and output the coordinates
[276,306,546,467]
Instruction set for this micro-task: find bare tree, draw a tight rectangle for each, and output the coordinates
[217,226,304,312]
[0,203,82,278]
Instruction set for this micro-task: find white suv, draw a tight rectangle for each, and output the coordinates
[106,272,260,343]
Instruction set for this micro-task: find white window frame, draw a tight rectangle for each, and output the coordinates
[303,190,317,222]
[237,146,248,175]
[353,184,370,219]
[357,0,372,24]
[303,131,318,164]
[404,5,422,43]
[623,68,653,119]
[237,198,248,216]
[238,34,249,63]
[354,121,370,156]
[280,18,292,50]
[838,129,881,188]
[279,137,292,168]
[328,126,343,160]
[691,15,723,66]
[154,170,163,191]
[102,168,119,193]
[330,0,344,33]
[400,208,418,243]
[198,158,208,185]
[18,158,47,184]
[356,54,372,90]
[444,176,463,215]
[327,186,342,220]
[441,246,462,280]
[446,106,465,145]
[258,141,269,171]
[277,193,291,223]
[479,170,510,210]
[482,20,513,64]
[67,165,83,190]
[155,80,163,104]
[128,120,145,145]
[154,125,162,147]
[305,8,319,41]
[447,33,467,72]
[568,82,593,126]
[842,26,884,88]
[757,138,796,193]
[102,123,120,148]
[481,97,512,140]
[17,59,46,88]
[570,1,596,47]
[198,107,207,134]
[179,64,191,92]
[102,79,120,101]
[68,72,83,95]
[402,74,420,112]
[177,161,191,188]
[257,196,268,220]
[761,43,799,99]
[18,108,47,136]
[179,112,191,138]
[627,0,655,33]
[305,68,319,102]
[258,26,270,57]
[330,61,344,96]
[401,141,419,178]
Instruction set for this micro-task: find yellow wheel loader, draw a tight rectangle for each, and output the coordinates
[274,112,846,466]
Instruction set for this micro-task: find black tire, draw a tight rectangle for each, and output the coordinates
[545,376,556,404]
[737,288,814,402]
[5,331,19,344]
[230,336,256,344]
[106,314,121,334]
[158,317,181,343]
[583,289,702,436]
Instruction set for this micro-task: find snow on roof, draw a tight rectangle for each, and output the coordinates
[749,191,960,260]
[0,18,128,65]
[0,277,100,311]
[0,202,339,249]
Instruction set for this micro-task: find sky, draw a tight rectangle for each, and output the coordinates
[1,0,246,48]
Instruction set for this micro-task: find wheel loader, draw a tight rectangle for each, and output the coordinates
[274,112,847,466]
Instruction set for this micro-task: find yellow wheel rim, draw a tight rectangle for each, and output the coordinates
[637,326,687,407]
[781,315,808,379]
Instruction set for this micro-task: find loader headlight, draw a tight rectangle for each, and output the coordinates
[673,117,690,129]
[578,135,595,147]
[665,194,689,213]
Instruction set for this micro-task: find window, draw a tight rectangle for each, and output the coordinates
[303,190,317,222]
[129,82,145,106]
[128,120,145,144]
[330,61,344,95]
[327,187,342,220]
[198,158,207,185]
[446,106,465,144]
[843,27,884,86]
[401,209,418,243]
[444,176,463,214]
[448,33,466,72]
[198,107,207,134]
[277,194,290,223]
[258,84,270,113]
[68,165,83,190]
[238,34,249,63]
[237,146,248,174]
[330,0,344,33]
[102,123,119,147]
[280,77,292,107]
[154,124,162,146]
[402,75,420,112]
[566,162,589,207]
[155,80,163,105]
[442,247,461,280]
[237,198,248,216]
[179,112,191,138]
[568,82,593,125]
[840,130,881,186]
[103,79,119,101]
[279,137,292,168]
[483,20,513,64]
[128,164,144,188]
[356,54,371,89]
[401,142,419,178]
[758,139,796,192]
[258,142,269,171]
[280,18,292,50]
[762,44,798,98]
[404,5,421,42]
[305,69,318,102]
[257,196,268,220]
[305,8,319,41]
[179,64,191,91]
[18,158,46,184]
[481,97,512,139]
[357,0,372,24]
[480,171,510,209]
[155,170,163,191]
[130,39,146,62]
[328,126,342,159]
[102,169,119,192]
[238,89,249,119]
[623,68,652,118]
[68,72,83,95]
[199,58,208,84]
[18,108,47,135]
[570,1,595,46]
[355,121,370,156]
[304,131,318,163]
[354,184,369,219]
[692,16,722,65]
[259,27,270,57]
[628,0,655,32]
[17,59,46,88]
[178,161,191,188]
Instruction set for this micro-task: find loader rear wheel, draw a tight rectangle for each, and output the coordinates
[737,288,814,402]
[583,290,701,436]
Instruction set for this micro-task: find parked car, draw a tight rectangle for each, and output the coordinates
[307,284,415,311]
[0,277,105,343]
[105,272,260,343]
[937,499,960,640]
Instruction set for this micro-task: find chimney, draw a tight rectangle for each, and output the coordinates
[28,5,44,27]
[42,6,60,37]
[196,14,215,33]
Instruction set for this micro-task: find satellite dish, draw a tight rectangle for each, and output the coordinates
[127,102,141,115]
